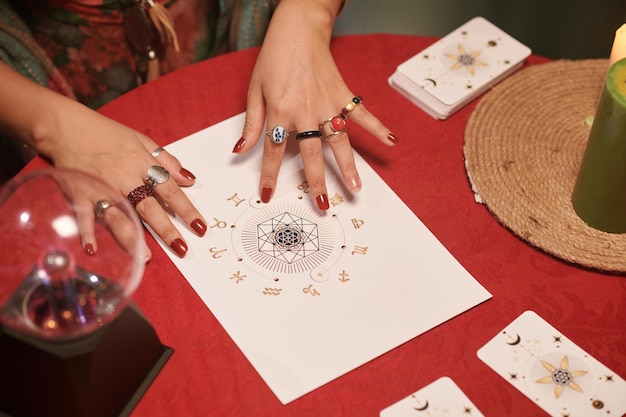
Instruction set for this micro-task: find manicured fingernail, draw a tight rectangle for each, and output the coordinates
[84,243,95,256]
[348,177,362,192]
[261,186,272,203]
[316,193,329,210]
[180,167,196,180]
[232,137,246,153]
[170,238,188,257]
[388,133,399,144]
[142,246,152,263]
[191,218,207,236]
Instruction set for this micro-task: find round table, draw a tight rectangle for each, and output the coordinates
[22,34,626,417]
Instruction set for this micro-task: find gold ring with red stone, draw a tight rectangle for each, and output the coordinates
[320,114,348,141]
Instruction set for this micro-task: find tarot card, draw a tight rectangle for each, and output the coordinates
[389,16,531,119]
[477,310,626,417]
[380,376,484,417]
[388,75,449,120]
[415,16,531,106]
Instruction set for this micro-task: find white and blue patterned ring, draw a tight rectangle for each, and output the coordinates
[266,125,289,144]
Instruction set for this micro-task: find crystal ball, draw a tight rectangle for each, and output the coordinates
[0,168,146,340]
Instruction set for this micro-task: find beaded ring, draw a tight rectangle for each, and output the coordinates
[341,96,363,118]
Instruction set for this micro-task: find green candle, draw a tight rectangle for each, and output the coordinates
[572,57,626,233]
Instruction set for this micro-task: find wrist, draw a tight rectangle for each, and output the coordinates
[275,0,342,28]
[26,94,89,164]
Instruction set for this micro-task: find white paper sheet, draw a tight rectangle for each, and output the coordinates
[151,113,492,404]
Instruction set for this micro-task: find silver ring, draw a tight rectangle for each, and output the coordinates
[146,165,170,187]
[266,125,289,144]
[151,147,165,158]
[94,199,112,218]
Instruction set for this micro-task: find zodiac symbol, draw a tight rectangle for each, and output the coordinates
[263,287,282,296]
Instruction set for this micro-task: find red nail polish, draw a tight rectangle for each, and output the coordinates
[388,133,399,144]
[180,167,196,180]
[191,218,207,236]
[232,137,246,153]
[261,186,272,203]
[170,238,188,257]
[84,243,95,256]
[316,193,329,210]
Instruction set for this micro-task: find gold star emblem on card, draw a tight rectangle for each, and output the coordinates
[444,44,488,75]
[535,356,588,398]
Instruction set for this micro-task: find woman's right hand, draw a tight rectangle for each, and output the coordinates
[0,62,206,260]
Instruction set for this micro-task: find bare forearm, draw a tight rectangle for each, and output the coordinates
[0,61,86,159]
[0,61,128,166]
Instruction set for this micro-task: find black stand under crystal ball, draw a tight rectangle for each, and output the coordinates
[0,303,172,417]
[0,169,174,417]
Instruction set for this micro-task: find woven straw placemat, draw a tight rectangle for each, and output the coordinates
[464,59,626,273]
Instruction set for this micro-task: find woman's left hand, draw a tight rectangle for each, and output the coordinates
[232,0,398,210]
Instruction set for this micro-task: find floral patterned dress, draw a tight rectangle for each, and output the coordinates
[0,0,277,181]
[3,0,278,108]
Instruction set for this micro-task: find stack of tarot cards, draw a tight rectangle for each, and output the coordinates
[388,17,531,119]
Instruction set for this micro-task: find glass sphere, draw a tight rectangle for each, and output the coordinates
[0,168,146,340]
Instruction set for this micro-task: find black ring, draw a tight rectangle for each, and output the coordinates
[295,130,323,141]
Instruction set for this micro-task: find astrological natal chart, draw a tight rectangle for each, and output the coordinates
[155,113,493,405]
[229,192,353,295]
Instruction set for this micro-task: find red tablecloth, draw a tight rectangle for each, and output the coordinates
[23,34,626,416]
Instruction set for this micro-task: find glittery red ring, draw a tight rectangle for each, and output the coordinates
[127,184,155,207]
